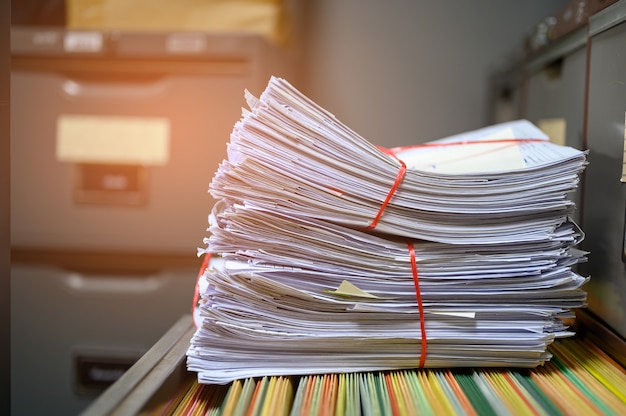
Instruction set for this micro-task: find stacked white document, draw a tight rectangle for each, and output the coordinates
[187,76,589,385]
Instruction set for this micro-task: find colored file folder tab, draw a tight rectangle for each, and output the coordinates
[167,337,626,415]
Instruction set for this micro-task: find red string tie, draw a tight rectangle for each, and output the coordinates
[367,157,407,230]
[192,253,211,328]
[408,240,427,368]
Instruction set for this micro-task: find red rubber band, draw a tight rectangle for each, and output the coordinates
[192,253,211,327]
[372,138,547,367]
[367,159,407,230]
[369,138,545,230]
[387,137,547,154]
[408,240,427,368]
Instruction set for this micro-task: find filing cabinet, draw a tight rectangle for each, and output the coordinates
[10,27,296,415]
[579,0,626,341]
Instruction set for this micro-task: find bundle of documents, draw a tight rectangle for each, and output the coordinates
[187,76,589,385]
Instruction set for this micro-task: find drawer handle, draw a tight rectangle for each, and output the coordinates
[64,273,165,294]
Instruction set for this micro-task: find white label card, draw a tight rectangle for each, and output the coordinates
[56,115,170,165]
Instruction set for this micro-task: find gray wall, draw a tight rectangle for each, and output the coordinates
[299,0,570,147]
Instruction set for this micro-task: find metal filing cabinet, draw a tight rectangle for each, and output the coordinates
[11,265,198,415]
[10,27,296,415]
[524,30,587,150]
[487,61,525,125]
[524,33,587,149]
[523,2,588,224]
[580,0,626,341]
[11,28,294,254]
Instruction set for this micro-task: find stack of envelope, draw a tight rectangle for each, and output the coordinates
[187,76,589,384]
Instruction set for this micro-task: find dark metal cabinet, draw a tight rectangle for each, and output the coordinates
[524,29,588,223]
[580,1,626,340]
[10,28,296,415]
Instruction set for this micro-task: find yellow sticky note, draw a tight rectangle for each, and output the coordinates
[325,280,379,299]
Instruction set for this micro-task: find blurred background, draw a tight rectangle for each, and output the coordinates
[10,0,605,414]
[301,0,571,145]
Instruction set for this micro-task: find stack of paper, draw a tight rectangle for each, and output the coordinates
[187,76,589,385]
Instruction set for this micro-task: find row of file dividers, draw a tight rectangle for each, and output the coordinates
[81,313,626,415]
